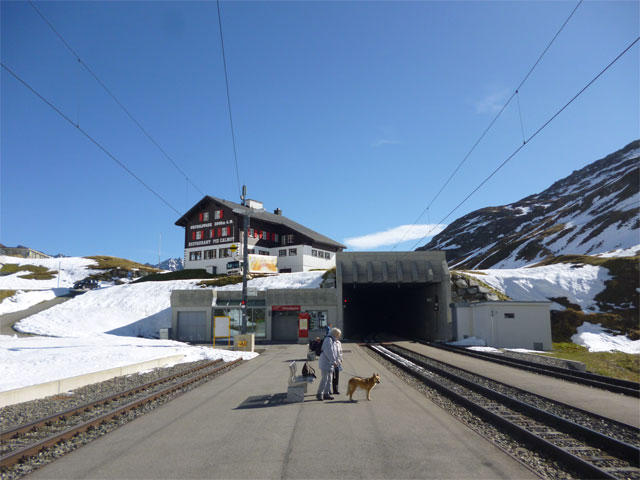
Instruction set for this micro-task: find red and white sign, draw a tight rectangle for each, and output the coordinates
[272,305,301,312]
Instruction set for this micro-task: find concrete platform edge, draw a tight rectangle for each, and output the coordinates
[0,354,185,408]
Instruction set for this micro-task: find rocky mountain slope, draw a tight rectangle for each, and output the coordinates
[418,140,639,269]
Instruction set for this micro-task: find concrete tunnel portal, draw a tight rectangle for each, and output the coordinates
[336,252,452,342]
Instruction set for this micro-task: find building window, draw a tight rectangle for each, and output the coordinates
[214,209,223,220]
[195,230,203,240]
[204,249,216,260]
[203,212,210,221]
[219,248,231,258]
[312,249,318,257]
[274,233,279,243]
[309,310,328,329]
[259,250,269,256]
[279,249,287,257]
[504,313,515,319]
[283,234,294,245]
[324,252,330,259]
[189,251,202,261]
[289,248,297,256]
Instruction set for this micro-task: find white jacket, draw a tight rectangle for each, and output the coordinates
[318,335,338,371]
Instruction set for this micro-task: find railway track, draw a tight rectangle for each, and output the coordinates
[369,344,640,480]
[424,341,640,398]
[1,358,241,476]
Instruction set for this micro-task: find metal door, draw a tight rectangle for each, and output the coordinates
[177,311,207,342]
[271,311,299,341]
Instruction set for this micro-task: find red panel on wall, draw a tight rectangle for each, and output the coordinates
[272,305,301,312]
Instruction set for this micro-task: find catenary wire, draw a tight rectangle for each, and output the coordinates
[392,0,584,250]
[409,36,640,251]
[1,62,183,217]
[216,0,242,201]
[28,0,206,199]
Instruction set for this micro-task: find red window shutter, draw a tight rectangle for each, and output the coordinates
[220,209,224,219]
[218,228,222,237]
[199,213,203,222]
[192,231,196,240]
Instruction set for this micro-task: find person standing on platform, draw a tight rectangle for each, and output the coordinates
[316,327,341,401]
[324,322,332,337]
[332,337,343,395]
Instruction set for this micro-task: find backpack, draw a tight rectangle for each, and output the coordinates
[301,361,316,378]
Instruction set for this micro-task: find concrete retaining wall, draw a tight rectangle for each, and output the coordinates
[0,354,185,408]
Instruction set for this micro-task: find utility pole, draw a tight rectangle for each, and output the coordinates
[241,185,248,334]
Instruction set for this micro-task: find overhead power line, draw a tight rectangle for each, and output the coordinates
[216,0,242,201]
[393,0,584,250]
[1,62,183,217]
[28,0,206,199]
[409,35,640,251]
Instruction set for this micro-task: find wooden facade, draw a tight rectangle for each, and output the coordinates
[175,196,345,273]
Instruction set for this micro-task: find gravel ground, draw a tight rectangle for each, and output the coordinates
[0,359,238,480]
[0,359,216,432]
[391,346,640,447]
[365,346,579,480]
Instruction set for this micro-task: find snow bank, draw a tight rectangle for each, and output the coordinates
[0,290,60,315]
[14,280,203,338]
[571,322,640,354]
[0,255,98,290]
[466,263,610,311]
[0,334,257,391]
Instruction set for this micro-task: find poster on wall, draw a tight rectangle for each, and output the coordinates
[248,255,278,274]
[214,316,231,347]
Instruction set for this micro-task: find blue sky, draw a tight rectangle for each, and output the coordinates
[1,0,638,265]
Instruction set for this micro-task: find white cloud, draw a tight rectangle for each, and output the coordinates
[474,89,510,114]
[344,224,447,250]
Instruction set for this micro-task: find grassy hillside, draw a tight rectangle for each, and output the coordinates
[0,264,58,280]
[546,343,639,382]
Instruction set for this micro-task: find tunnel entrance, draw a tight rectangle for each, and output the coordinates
[342,283,440,340]
[336,251,452,343]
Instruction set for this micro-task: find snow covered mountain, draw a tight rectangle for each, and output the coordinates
[147,257,184,272]
[419,140,640,269]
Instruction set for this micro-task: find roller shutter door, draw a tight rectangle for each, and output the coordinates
[272,312,299,341]
[177,311,207,342]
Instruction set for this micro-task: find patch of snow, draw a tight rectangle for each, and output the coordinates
[571,322,640,354]
[595,245,640,258]
[0,290,60,315]
[448,336,486,346]
[0,256,100,290]
[466,263,610,312]
[0,334,257,391]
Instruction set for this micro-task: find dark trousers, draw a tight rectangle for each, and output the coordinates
[332,367,340,393]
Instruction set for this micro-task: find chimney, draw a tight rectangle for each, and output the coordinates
[274,208,282,215]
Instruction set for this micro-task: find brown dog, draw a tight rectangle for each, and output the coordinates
[347,373,381,401]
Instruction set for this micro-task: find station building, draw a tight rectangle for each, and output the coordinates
[170,250,453,344]
[175,196,345,274]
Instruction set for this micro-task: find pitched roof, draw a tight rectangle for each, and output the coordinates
[176,195,346,250]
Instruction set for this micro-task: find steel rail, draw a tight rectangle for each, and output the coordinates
[0,359,240,469]
[370,344,639,480]
[1,359,223,438]
[424,341,640,397]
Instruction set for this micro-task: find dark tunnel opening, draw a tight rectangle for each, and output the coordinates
[342,283,439,340]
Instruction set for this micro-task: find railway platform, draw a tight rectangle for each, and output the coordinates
[27,342,536,480]
[396,341,640,428]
